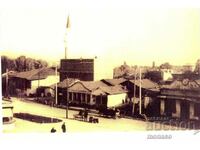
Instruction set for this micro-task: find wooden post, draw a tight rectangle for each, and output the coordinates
[132,67,137,116]
[6,68,9,97]
[139,67,142,114]
[66,78,69,119]
[55,66,58,105]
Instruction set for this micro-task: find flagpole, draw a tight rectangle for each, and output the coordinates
[65,15,70,59]
[66,77,69,119]
[64,31,68,59]
[65,14,70,118]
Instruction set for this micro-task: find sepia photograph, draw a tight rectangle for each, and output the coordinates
[1,1,200,145]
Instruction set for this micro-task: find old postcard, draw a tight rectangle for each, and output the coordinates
[1,0,200,148]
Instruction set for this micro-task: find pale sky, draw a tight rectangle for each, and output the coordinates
[1,1,200,78]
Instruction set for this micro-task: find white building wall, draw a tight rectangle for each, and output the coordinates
[26,75,59,96]
[160,99,165,115]
[107,93,126,107]
[161,69,173,81]
[189,103,199,120]
[144,96,150,109]
[31,75,59,89]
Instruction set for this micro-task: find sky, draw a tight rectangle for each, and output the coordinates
[1,0,200,78]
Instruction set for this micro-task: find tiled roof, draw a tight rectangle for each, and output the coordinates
[129,79,158,89]
[10,68,55,80]
[101,78,126,86]
[1,71,16,78]
[163,80,200,90]
[98,85,127,95]
[81,81,108,91]
[57,78,79,88]
[92,88,107,96]
[69,80,127,95]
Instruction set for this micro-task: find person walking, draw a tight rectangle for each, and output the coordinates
[84,109,88,122]
[61,122,66,133]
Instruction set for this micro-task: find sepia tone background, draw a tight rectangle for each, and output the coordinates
[1,2,200,150]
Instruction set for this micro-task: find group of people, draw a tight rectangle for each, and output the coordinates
[78,109,88,121]
[50,122,66,133]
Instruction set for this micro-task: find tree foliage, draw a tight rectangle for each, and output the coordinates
[194,59,200,74]
[1,55,48,73]
[159,62,172,69]
[144,71,162,83]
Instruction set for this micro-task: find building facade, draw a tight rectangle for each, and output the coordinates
[58,80,127,109]
[158,88,200,120]
[59,59,94,82]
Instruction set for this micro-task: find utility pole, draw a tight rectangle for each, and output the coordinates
[139,67,142,114]
[6,68,9,97]
[37,69,40,101]
[55,65,58,105]
[132,67,137,116]
[66,77,69,119]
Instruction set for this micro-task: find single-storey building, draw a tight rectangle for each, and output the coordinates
[2,67,59,97]
[158,79,200,121]
[120,79,160,116]
[56,78,79,106]
[66,80,127,109]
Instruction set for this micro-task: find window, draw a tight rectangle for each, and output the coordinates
[164,99,176,115]
[194,104,200,117]
[92,96,96,102]
[171,100,176,113]
[69,92,72,100]
[101,97,107,105]
[74,93,77,101]
[82,94,86,103]
[87,94,90,103]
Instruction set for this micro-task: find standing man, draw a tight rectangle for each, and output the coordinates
[61,122,66,133]
[84,109,88,122]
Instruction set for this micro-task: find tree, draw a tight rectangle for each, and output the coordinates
[15,56,26,71]
[194,59,200,74]
[37,59,48,68]
[144,71,162,83]
[25,57,36,71]
[1,56,16,73]
[159,62,172,69]
[1,55,49,73]
[1,56,8,73]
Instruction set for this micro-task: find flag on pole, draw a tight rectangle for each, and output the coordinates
[66,15,71,29]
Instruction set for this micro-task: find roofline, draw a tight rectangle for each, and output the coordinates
[68,81,92,92]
